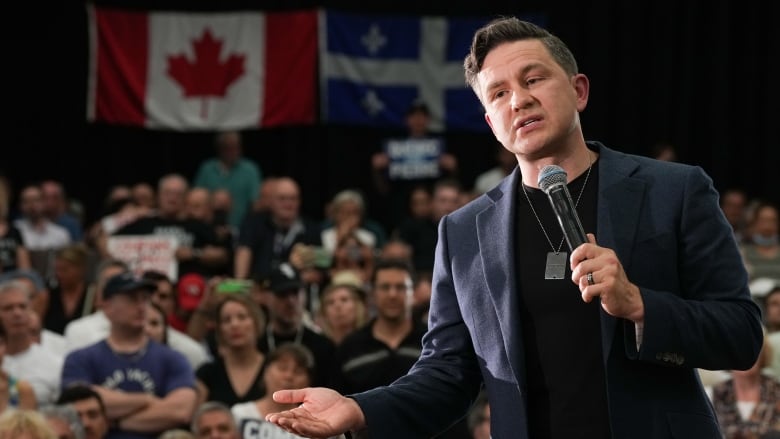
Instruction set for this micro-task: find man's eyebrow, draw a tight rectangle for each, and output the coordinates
[484,63,547,95]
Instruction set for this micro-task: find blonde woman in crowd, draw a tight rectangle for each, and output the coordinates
[195,294,266,407]
[316,276,368,345]
[0,409,56,439]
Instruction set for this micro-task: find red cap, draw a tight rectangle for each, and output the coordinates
[177,273,206,311]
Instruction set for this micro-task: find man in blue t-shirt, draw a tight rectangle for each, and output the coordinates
[61,271,197,439]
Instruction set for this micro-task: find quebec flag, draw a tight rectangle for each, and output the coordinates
[319,10,494,132]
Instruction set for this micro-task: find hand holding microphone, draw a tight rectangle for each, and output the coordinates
[538,164,644,322]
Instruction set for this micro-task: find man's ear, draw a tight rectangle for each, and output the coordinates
[572,73,590,112]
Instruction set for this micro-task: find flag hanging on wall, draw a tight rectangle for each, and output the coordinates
[86,6,317,130]
[319,10,494,132]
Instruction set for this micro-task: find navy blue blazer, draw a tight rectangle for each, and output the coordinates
[353,142,762,439]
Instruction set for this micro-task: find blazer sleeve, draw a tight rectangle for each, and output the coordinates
[629,166,763,371]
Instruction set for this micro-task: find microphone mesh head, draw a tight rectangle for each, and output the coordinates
[538,165,568,194]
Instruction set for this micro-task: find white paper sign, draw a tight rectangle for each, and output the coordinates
[107,235,178,280]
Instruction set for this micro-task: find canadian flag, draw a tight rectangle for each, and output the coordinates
[86,6,317,130]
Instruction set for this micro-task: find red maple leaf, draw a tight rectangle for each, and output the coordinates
[167,28,246,120]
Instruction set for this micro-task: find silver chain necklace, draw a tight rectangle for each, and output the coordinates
[521,152,593,279]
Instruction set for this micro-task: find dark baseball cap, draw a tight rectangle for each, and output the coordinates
[269,264,302,295]
[103,272,156,300]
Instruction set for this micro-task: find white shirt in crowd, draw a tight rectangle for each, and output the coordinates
[2,342,64,405]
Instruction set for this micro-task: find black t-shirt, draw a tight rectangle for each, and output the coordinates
[44,285,89,335]
[328,318,428,395]
[195,356,265,406]
[514,158,611,439]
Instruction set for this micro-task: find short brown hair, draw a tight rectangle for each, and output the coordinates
[464,17,578,99]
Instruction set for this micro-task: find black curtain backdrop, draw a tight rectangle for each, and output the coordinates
[7,0,777,228]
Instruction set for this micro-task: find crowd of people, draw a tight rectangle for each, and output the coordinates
[0,119,498,439]
[0,27,779,439]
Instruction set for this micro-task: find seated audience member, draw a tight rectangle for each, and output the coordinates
[63,264,209,371]
[320,190,382,256]
[14,184,71,253]
[0,321,36,413]
[316,276,368,345]
[329,259,425,395]
[712,332,780,438]
[190,401,239,439]
[394,178,462,274]
[44,243,91,335]
[195,294,265,407]
[0,177,32,273]
[720,188,749,242]
[142,271,210,369]
[0,409,57,439]
[0,269,49,324]
[378,239,413,266]
[234,177,321,280]
[0,280,63,405]
[145,302,168,345]
[40,404,85,439]
[328,232,375,286]
[170,272,207,333]
[61,271,197,439]
[740,202,780,282]
[62,259,129,352]
[40,180,83,243]
[57,384,109,439]
[258,264,335,388]
[131,183,156,211]
[231,343,344,439]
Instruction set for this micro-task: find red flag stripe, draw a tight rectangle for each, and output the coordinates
[94,7,148,126]
[262,10,318,126]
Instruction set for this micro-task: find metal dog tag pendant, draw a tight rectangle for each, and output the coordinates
[544,252,567,279]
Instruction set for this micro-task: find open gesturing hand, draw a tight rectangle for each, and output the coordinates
[265,387,366,439]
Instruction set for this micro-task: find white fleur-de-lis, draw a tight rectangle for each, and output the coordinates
[361,24,387,55]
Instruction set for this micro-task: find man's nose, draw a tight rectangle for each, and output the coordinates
[511,88,532,111]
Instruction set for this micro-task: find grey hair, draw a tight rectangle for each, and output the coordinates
[0,279,33,302]
[190,401,235,435]
[40,404,86,439]
[331,189,366,213]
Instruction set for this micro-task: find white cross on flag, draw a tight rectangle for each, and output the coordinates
[319,10,496,132]
[86,6,317,130]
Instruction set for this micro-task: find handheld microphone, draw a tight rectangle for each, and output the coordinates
[538,165,587,251]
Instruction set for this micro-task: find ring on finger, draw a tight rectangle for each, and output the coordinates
[586,272,595,286]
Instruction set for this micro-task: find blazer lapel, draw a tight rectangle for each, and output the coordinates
[477,168,525,386]
[594,144,646,363]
